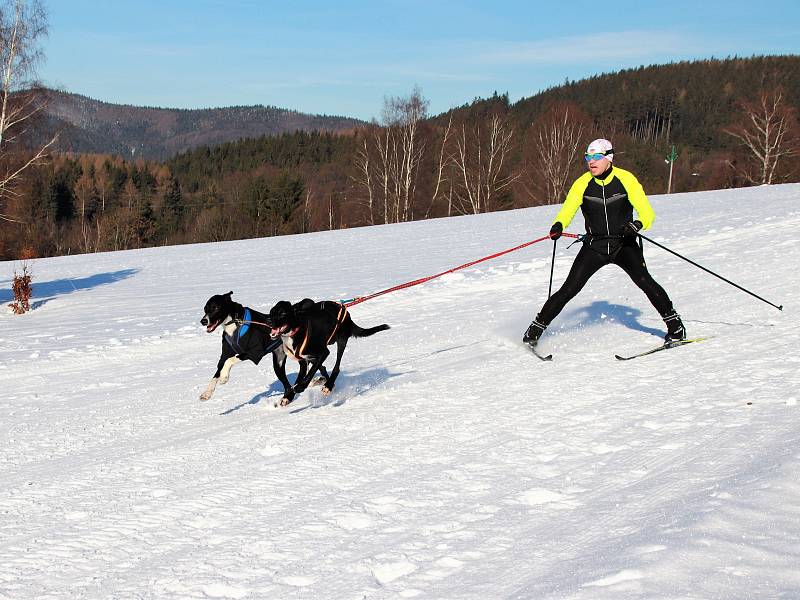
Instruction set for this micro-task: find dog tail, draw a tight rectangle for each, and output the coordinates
[351,323,390,338]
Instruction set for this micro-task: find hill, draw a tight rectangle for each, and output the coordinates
[7,56,800,261]
[442,55,800,188]
[42,89,366,160]
[1,183,798,598]
[510,55,800,151]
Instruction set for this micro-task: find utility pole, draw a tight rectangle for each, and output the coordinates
[665,145,678,194]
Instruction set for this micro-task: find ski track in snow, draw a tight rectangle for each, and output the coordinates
[1,184,800,598]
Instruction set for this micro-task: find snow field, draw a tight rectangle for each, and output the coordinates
[1,183,799,598]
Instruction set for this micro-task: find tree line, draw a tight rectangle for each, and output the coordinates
[1,55,799,260]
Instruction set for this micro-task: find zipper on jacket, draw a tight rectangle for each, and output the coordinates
[601,180,611,254]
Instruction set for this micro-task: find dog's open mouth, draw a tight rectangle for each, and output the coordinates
[206,320,221,333]
[270,325,288,339]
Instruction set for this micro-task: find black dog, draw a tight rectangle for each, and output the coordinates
[265,299,389,405]
[199,291,324,402]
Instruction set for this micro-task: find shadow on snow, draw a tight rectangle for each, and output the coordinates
[0,269,139,308]
[562,300,665,339]
[220,367,404,415]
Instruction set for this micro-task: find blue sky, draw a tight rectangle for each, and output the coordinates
[39,0,799,121]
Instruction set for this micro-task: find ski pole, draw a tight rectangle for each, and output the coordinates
[548,239,557,299]
[637,232,783,311]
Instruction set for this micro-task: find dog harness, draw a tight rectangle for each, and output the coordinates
[326,304,348,345]
[283,303,349,360]
[223,308,251,354]
[283,327,310,360]
[224,308,281,364]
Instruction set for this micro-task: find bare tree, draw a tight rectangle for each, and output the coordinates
[0,0,57,222]
[350,88,429,225]
[523,102,587,205]
[381,87,428,222]
[400,91,427,221]
[724,88,799,185]
[350,135,375,224]
[425,115,454,218]
[375,125,391,224]
[452,113,518,215]
[349,123,391,225]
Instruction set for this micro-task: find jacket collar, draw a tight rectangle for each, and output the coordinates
[593,165,615,185]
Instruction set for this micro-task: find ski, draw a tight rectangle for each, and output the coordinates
[526,344,553,361]
[615,336,712,361]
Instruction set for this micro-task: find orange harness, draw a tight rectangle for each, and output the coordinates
[281,303,349,360]
[283,326,309,360]
[325,304,348,345]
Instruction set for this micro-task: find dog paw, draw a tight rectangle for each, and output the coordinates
[199,392,212,401]
[322,386,332,397]
[279,396,294,407]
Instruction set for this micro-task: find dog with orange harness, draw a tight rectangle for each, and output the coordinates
[265,299,390,406]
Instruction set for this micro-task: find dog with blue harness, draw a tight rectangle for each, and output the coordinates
[199,291,315,402]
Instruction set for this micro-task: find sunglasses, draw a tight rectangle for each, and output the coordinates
[584,151,612,162]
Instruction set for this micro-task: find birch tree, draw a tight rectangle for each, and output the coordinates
[452,113,517,215]
[351,135,375,224]
[381,87,428,222]
[351,88,429,224]
[426,115,454,217]
[523,102,588,205]
[724,88,799,185]
[0,0,56,222]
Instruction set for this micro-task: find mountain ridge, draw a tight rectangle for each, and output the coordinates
[43,89,366,160]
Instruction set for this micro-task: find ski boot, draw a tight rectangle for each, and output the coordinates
[663,311,686,343]
[523,319,547,348]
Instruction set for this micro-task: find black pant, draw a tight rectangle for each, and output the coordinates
[537,242,674,326]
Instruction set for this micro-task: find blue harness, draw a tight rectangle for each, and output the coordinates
[224,308,251,354]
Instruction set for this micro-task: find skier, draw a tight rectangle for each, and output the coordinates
[523,138,685,348]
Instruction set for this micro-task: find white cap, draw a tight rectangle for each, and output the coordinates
[587,138,614,162]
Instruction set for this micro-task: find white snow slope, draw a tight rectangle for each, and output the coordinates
[1,184,799,600]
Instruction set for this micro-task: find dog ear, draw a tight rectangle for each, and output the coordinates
[277,300,295,318]
[225,291,233,298]
[294,298,315,314]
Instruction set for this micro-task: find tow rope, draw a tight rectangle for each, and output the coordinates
[340,232,580,307]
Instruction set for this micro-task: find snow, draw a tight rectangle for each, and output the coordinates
[1,183,799,599]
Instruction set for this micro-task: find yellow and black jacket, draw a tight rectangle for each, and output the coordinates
[554,166,655,255]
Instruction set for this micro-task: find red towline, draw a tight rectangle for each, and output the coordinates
[342,232,581,308]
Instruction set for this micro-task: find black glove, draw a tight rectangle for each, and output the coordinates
[549,222,563,240]
[625,220,643,237]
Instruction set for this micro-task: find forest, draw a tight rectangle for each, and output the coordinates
[1,56,798,260]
